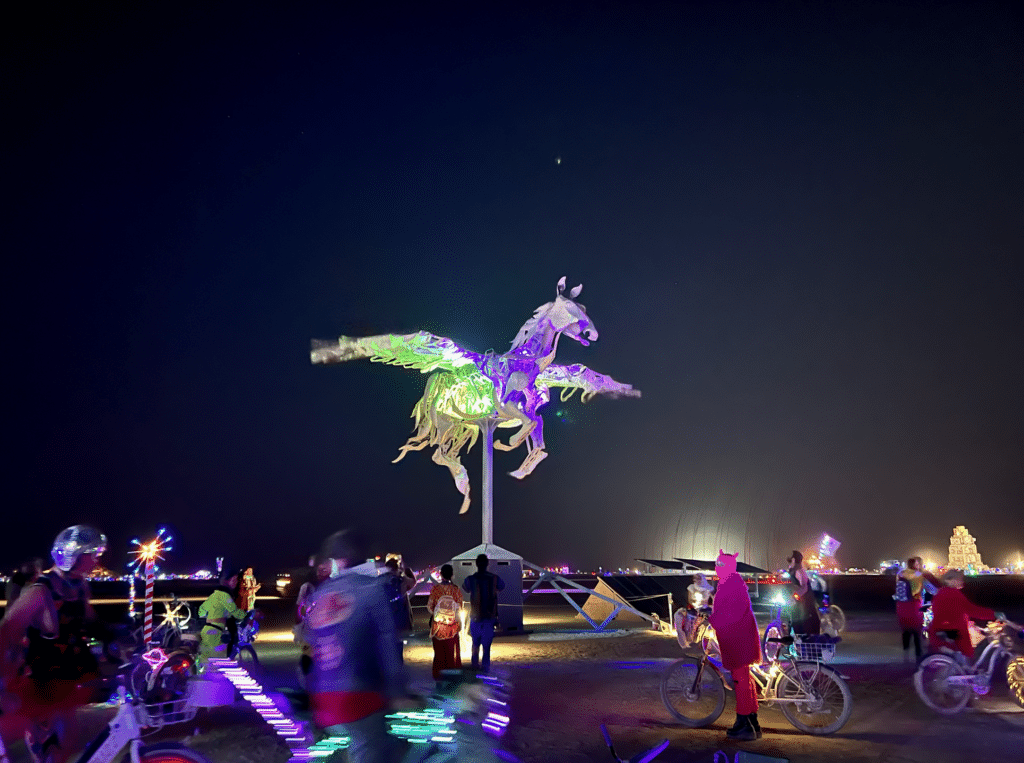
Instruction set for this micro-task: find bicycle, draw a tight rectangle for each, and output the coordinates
[662,612,852,735]
[913,618,1024,715]
[817,591,845,637]
[0,673,211,763]
[600,723,669,762]
[227,610,260,667]
[129,594,196,654]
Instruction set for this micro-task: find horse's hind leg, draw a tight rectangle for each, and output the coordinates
[432,448,471,513]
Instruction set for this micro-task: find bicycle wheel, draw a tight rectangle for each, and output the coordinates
[776,662,852,735]
[762,621,784,663]
[155,651,196,698]
[827,605,845,634]
[1007,656,1024,709]
[660,658,726,727]
[914,654,970,715]
[133,742,215,763]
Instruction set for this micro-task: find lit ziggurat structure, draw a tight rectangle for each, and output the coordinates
[947,525,987,570]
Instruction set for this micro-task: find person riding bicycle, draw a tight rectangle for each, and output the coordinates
[197,569,247,669]
[0,525,107,763]
[709,550,762,742]
[675,574,714,647]
[927,568,1004,662]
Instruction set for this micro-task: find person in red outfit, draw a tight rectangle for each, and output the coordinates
[426,564,463,682]
[709,549,763,741]
[927,569,1001,660]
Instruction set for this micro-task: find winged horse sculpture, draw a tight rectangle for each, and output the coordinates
[311,277,640,514]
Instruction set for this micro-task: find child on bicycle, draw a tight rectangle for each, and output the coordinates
[927,569,1003,661]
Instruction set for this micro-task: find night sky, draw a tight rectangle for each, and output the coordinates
[5,2,1022,576]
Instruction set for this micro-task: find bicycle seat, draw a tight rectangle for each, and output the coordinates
[767,636,795,645]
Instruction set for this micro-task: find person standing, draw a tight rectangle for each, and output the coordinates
[0,525,107,763]
[237,567,260,612]
[895,557,940,661]
[709,549,762,741]
[303,529,411,763]
[381,558,416,664]
[786,551,820,635]
[462,553,505,674]
[426,564,463,681]
[197,570,246,669]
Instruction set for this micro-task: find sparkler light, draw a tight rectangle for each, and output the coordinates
[129,527,173,645]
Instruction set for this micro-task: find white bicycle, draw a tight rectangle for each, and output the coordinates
[914,618,1024,715]
[0,681,211,763]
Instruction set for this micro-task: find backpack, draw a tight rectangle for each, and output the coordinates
[433,592,460,626]
[894,576,911,602]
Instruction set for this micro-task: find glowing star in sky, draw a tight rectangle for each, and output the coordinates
[312,277,640,514]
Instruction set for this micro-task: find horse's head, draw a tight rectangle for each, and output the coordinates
[510,277,598,354]
[549,276,598,346]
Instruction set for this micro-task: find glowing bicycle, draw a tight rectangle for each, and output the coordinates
[0,675,210,763]
[662,611,852,735]
[914,618,1024,714]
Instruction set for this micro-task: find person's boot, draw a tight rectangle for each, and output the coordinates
[727,715,757,741]
[726,714,746,733]
[749,713,762,739]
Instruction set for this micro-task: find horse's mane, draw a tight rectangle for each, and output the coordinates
[510,300,553,350]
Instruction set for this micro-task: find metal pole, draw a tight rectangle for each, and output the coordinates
[480,417,495,545]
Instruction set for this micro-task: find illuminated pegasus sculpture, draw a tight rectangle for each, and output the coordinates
[312,277,640,514]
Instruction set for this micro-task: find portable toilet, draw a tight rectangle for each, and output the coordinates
[449,543,524,633]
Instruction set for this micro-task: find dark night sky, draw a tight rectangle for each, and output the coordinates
[4,1,1022,576]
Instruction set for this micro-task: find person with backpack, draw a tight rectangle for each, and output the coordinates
[894,557,940,661]
[462,554,505,674]
[426,564,463,681]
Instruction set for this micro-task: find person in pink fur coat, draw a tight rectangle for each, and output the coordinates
[708,549,763,741]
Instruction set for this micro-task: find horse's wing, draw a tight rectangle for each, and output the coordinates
[311,331,480,373]
[537,363,641,402]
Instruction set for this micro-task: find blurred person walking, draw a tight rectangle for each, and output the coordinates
[462,554,505,674]
[303,529,412,763]
[5,558,44,607]
[295,555,331,688]
[895,557,940,661]
[426,564,463,681]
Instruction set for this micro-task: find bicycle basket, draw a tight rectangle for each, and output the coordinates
[793,636,837,663]
[134,697,197,729]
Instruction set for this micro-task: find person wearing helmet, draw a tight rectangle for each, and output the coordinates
[0,525,106,763]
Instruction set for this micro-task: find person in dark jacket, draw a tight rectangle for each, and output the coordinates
[461,554,505,674]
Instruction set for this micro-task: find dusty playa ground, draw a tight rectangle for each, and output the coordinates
[2,605,1022,763]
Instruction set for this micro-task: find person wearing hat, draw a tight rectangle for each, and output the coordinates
[0,525,107,763]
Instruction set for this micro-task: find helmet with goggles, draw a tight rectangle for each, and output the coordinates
[51,525,107,572]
